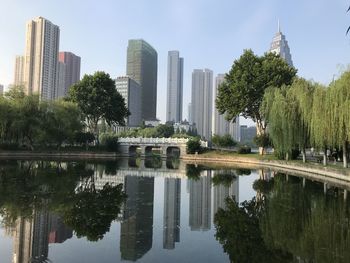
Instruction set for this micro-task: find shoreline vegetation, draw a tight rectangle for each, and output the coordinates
[1,149,350,184]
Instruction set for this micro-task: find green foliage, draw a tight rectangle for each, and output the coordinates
[254,134,271,148]
[119,124,174,138]
[186,137,202,154]
[100,133,119,152]
[211,171,236,186]
[75,132,95,146]
[237,146,251,154]
[216,50,297,135]
[68,71,129,136]
[0,95,83,150]
[212,134,237,148]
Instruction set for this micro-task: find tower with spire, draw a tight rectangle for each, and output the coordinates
[269,21,293,67]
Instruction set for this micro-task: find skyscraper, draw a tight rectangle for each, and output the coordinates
[58,51,81,97]
[166,51,184,123]
[115,76,142,127]
[56,61,66,98]
[212,74,240,141]
[269,21,293,67]
[126,39,158,120]
[24,17,60,100]
[14,55,25,86]
[191,69,213,140]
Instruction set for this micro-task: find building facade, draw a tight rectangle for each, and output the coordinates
[56,61,66,98]
[126,39,158,121]
[240,125,257,144]
[58,51,81,97]
[0,84,3,96]
[191,69,213,140]
[166,51,183,123]
[212,74,240,141]
[14,55,25,86]
[24,17,60,100]
[115,76,142,127]
[269,22,293,67]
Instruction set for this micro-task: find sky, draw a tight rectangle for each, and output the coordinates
[0,0,349,125]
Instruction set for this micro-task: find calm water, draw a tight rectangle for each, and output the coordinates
[0,158,350,263]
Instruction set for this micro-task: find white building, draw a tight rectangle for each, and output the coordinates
[191,69,213,140]
[212,74,240,142]
[24,17,60,100]
[166,51,184,123]
[14,55,25,86]
[115,76,142,127]
[269,21,293,67]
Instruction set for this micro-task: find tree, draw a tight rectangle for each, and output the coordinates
[216,50,297,137]
[212,134,237,148]
[186,137,202,154]
[68,71,129,140]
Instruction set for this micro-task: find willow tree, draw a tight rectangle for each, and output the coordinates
[329,72,350,168]
[216,50,297,139]
[310,85,330,166]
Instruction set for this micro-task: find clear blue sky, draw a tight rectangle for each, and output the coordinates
[0,0,349,124]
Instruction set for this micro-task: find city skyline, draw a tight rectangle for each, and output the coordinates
[0,0,349,124]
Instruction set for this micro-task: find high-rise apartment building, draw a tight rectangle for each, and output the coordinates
[58,52,81,97]
[14,55,25,86]
[166,51,183,123]
[115,76,142,127]
[126,39,158,120]
[24,17,60,100]
[191,69,213,140]
[213,74,240,141]
[269,22,293,67]
[188,103,192,123]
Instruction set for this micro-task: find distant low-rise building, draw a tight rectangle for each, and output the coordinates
[240,125,257,144]
[173,121,195,133]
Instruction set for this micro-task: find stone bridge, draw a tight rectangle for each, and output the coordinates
[118,137,207,157]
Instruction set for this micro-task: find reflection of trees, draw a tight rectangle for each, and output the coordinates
[211,170,236,187]
[214,197,292,263]
[215,173,350,263]
[0,160,125,242]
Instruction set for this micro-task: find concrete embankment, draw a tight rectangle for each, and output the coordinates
[182,154,350,187]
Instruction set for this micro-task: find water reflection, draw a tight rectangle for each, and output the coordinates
[1,159,349,262]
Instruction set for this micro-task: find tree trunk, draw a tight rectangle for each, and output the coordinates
[285,152,289,161]
[302,148,306,163]
[323,147,327,166]
[343,141,348,168]
[256,120,266,156]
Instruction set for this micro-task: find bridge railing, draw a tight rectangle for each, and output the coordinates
[118,137,208,148]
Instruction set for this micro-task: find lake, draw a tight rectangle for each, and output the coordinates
[0,158,349,263]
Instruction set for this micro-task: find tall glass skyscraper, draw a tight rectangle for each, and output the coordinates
[269,22,293,67]
[126,39,158,120]
[166,51,183,123]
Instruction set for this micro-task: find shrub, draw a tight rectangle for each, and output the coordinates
[186,138,201,154]
[237,146,251,154]
[100,133,119,152]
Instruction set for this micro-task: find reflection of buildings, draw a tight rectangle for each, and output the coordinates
[12,210,72,263]
[213,172,239,214]
[120,176,154,261]
[163,178,181,249]
[49,214,72,244]
[189,171,212,231]
[13,210,50,263]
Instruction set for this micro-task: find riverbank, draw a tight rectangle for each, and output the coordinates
[183,151,350,185]
[0,151,125,160]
